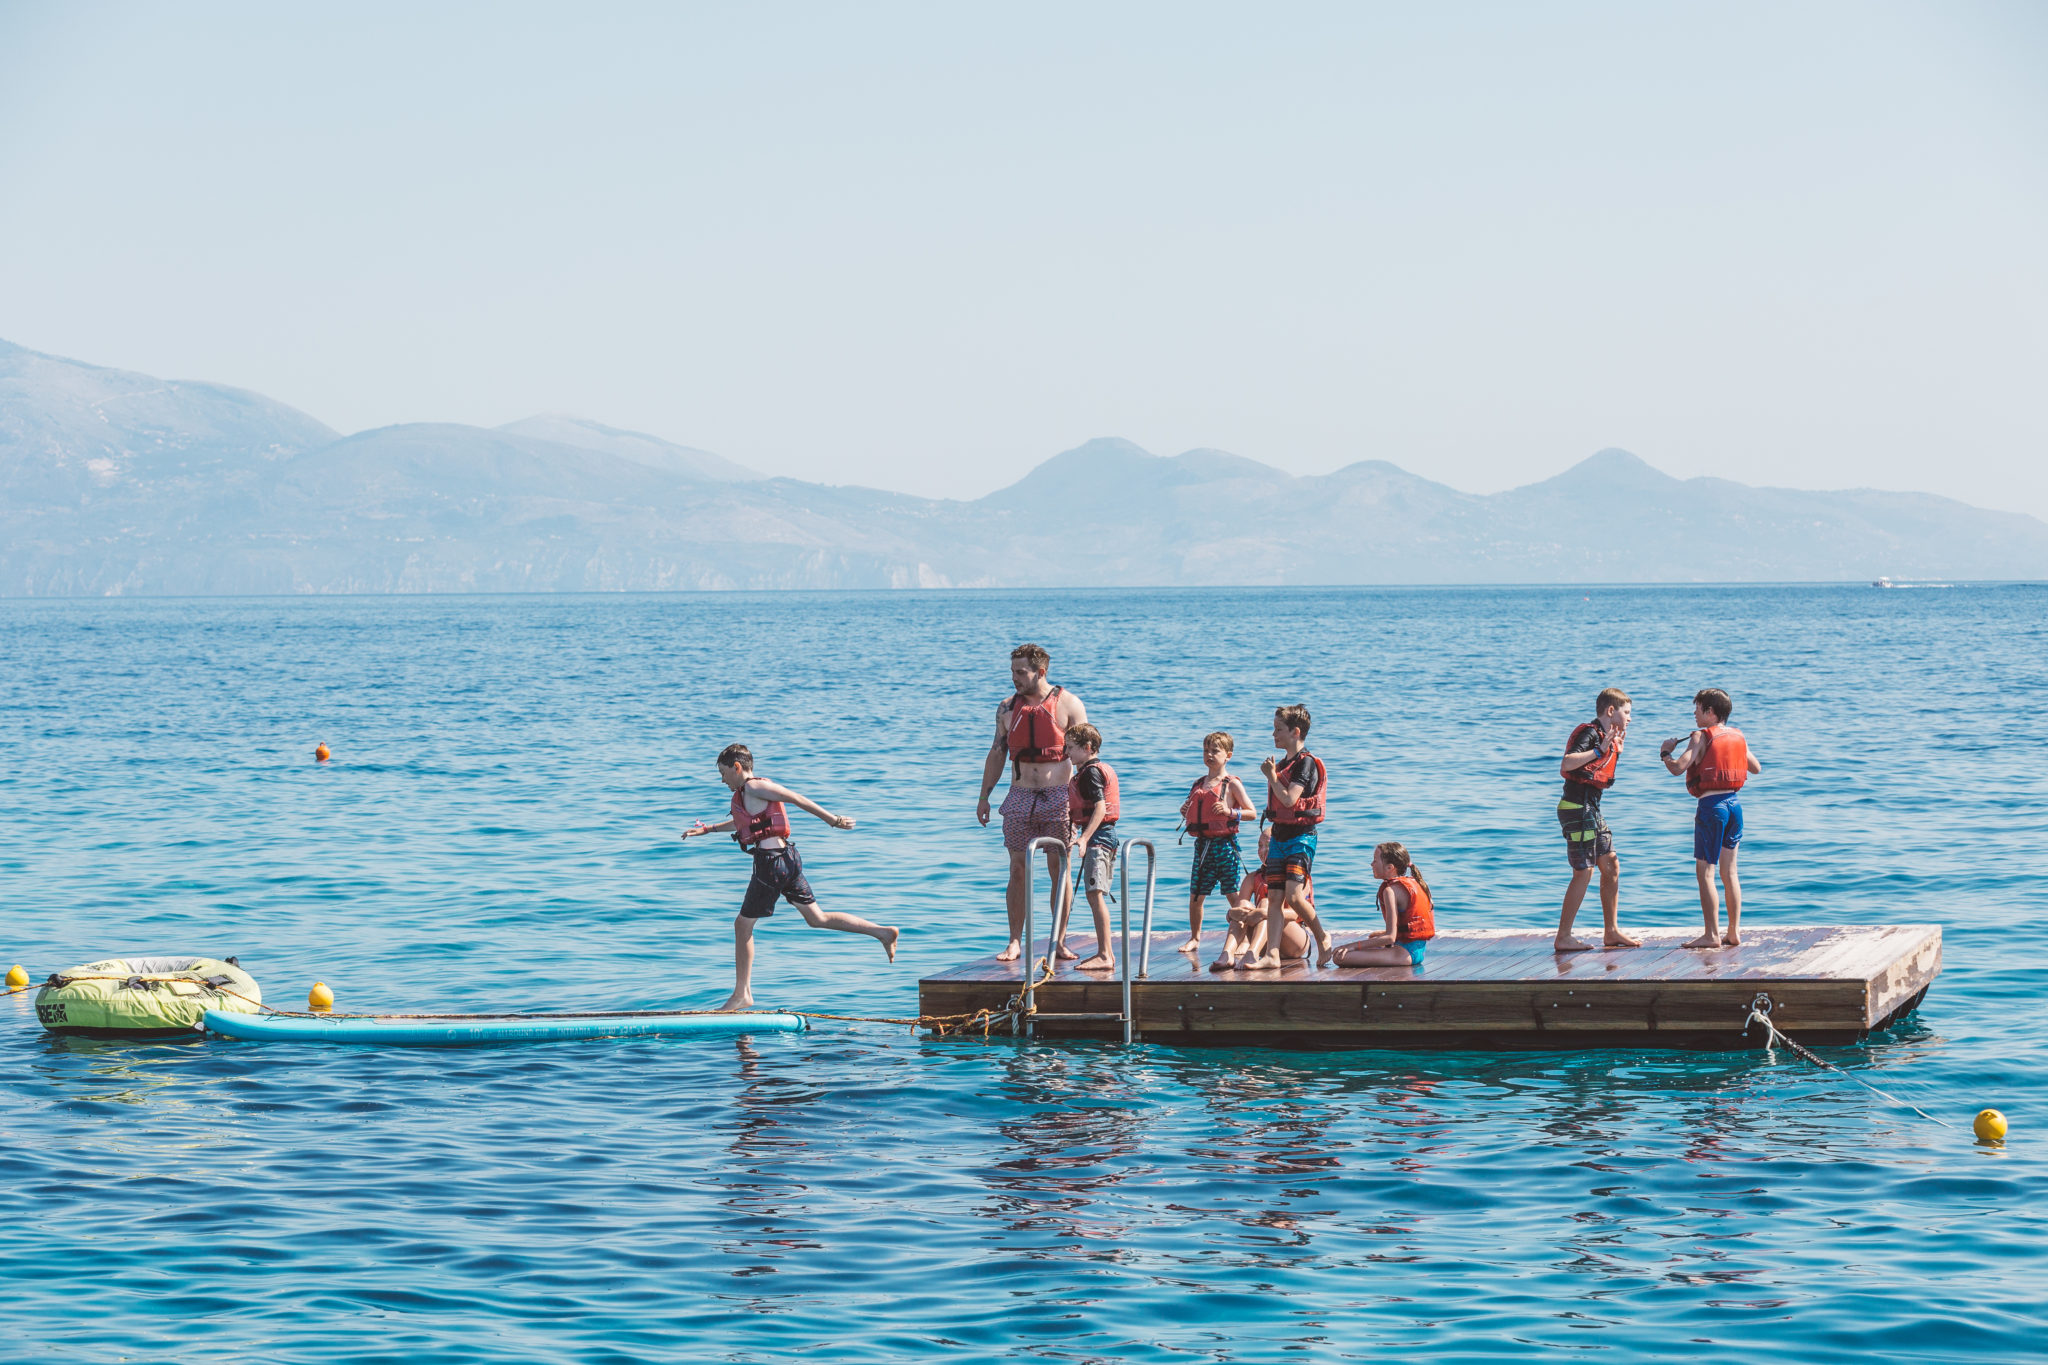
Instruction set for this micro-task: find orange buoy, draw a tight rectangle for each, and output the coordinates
[314,743,331,763]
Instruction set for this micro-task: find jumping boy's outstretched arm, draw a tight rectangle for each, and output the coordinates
[745,777,855,830]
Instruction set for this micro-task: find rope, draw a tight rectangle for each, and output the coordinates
[1746,1006,1953,1130]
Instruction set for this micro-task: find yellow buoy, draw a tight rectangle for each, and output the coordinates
[6,965,29,990]
[1975,1108,2008,1143]
[308,981,335,1012]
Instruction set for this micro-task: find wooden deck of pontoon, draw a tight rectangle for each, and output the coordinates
[918,924,1941,1048]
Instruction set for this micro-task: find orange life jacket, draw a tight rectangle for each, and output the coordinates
[1246,868,1314,906]
[1264,751,1327,828]
[1383,875,1435,942]
[730,788,793,851]
[1561,721,1621,789]
[1005,686,1066,765]
[1686,725,1750,798]
[1181,775,1241,838]
[1068,760,1120,826]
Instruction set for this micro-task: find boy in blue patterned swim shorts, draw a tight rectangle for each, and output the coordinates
[1178,730,1258,953]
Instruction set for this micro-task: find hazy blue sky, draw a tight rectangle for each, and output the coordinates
[3,2,2044,513]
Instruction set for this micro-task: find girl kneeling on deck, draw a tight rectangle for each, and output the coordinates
[1330,842,1435,968]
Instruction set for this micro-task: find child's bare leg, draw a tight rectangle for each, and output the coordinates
[1076,889,1116,971]
[1598,852,1638,947]
[1248,885,1292,968]
[1685,860,1722,948]
[1289,883,1334,965]
[1719,848,1742,945]
[1331,941,1415,968]
[794,898,900,962]
[1181,892,1206,953]
[721,915,758,1010]
[1554,866,1594,951]
[1211,906,1252,969]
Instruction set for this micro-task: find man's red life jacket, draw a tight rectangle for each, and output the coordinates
[1686,725,1750,798]
[1182,775,1241,838]
[730,788,793,851]
[1264,751,1327,828]
[1069,760,1120,826]
[1383,875,1435,942]
[1561,721,1621,789]
[1005,686,1066,765]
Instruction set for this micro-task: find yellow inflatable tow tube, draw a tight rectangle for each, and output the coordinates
[36,957,263,1037]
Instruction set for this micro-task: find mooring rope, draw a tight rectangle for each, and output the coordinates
[1746,1003,1953,1130]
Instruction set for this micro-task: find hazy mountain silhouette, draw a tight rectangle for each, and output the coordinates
[3,339,2043,593]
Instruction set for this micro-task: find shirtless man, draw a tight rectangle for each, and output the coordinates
[976,643,1089,962]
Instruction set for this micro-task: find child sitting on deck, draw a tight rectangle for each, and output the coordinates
[1210,832,1312,970]
[1330,842,1436,968]
[1179,730,1259,953]
[679,743,900,1011]
[1052,723,1120,972]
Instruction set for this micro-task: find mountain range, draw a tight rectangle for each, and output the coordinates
[4,337,2044,594]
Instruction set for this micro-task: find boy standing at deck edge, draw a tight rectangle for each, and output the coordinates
[1662,689,1764,949]
[1554,687,1642,952]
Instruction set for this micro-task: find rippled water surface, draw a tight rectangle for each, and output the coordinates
[2,587,2043,1362]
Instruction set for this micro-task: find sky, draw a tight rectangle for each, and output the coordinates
[2,1,2045,514]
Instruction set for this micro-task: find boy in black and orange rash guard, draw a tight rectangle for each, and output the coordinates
[1053,724,1121,973]
[1553,687,1641,953]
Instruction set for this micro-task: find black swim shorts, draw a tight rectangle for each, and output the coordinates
[741,845,816,919]
[1556,800,1614,871]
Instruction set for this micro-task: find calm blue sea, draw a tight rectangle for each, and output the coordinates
[1,587,2043,1363]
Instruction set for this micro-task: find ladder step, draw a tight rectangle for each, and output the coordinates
[1031,1011,1128,1021]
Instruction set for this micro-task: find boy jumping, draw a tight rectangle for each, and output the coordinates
[1178,730,1258,953]
[1661,689,1764,949]
[1244,704,1336,969]
[1554,687,1641,952]
[680,743,899,1010]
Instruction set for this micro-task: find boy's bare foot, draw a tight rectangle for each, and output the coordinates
[996,940,1022,963]
[1209,955,1238,973]
[1684,932,1722,949]
[1177,936,1202,953]
[1603,931,1642,949]
[718,991,755,1012]
[1054,943,1080,961]
[1554,936,1594,953]
[1075,953,1114,971]
[1314,935,1337,968]
[1721,930,1742,947]
[880,927,900,962]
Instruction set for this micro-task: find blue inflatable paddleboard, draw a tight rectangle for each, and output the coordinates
[202,1008,807,1046]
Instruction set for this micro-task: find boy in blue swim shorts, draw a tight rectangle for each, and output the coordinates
[1661,688,1764,949]
[1244,704,1336,969]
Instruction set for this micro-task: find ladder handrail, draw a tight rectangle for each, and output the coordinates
[1021,835,1071,1033]
[1115,838,1157,1044]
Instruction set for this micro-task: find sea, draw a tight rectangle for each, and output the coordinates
[1,586,2042,1363]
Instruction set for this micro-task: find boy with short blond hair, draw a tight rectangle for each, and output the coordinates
[1554,686,1642,952]
[1178,730,1257,953]
[680,743,899,1010]
[1053,723,1120,972]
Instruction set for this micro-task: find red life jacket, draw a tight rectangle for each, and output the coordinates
[1686,725,1750,798]
[1383,875,1435,942]
[1005,686,1066,765]
[1561,722,1621,789]
[1068,760,1120,825]
[1181,775,1241,838]
[729,788,793,851]
[1264,751,1327,828]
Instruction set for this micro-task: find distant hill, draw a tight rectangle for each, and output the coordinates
[3,338,2044,594]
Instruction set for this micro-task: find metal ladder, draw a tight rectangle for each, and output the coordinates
[1018,834,1157,1044]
